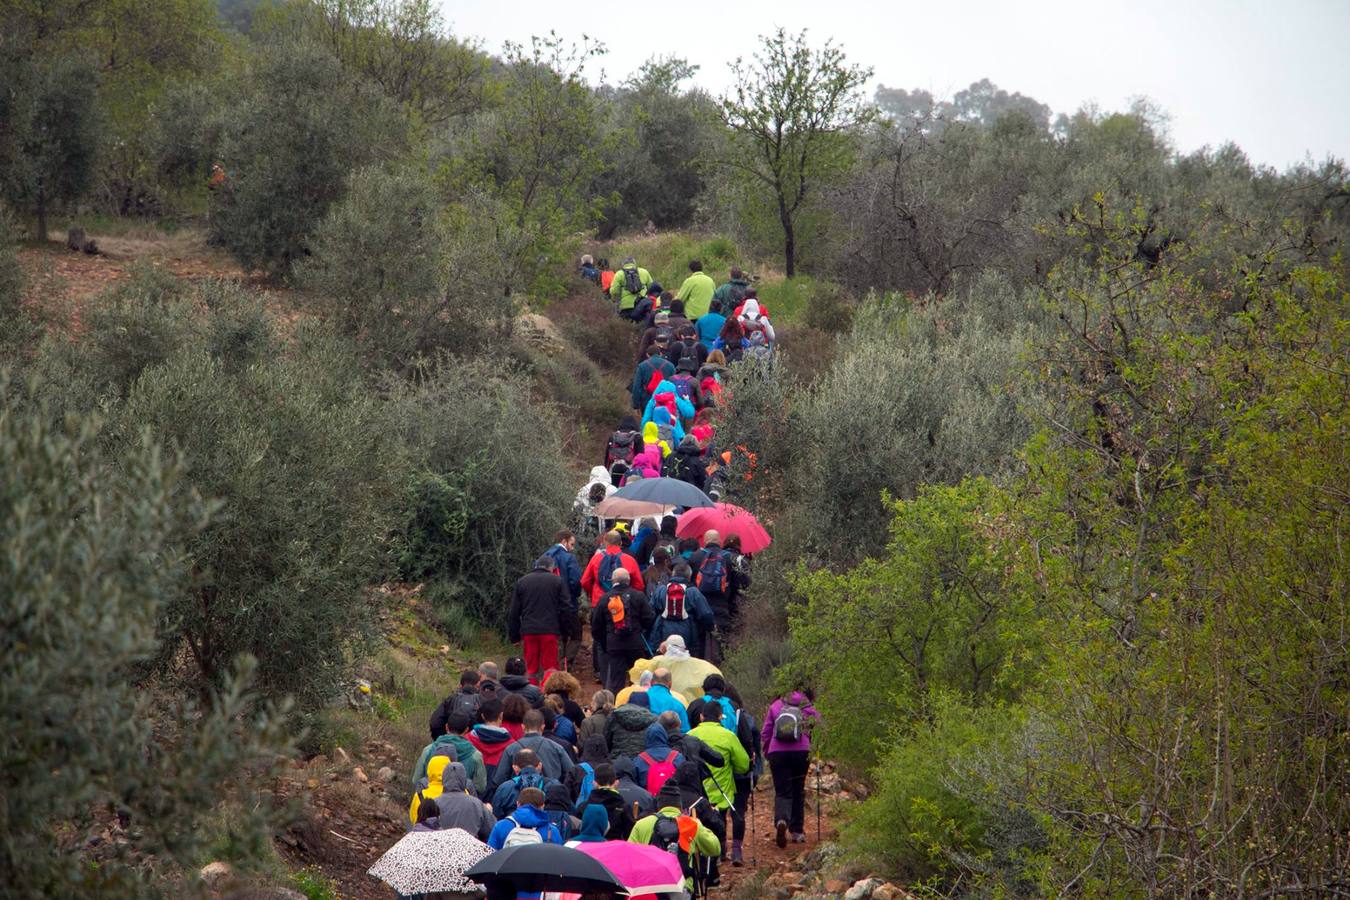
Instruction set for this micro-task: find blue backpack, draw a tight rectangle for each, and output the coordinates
[574,762,596,807]
[702,694,739,733]
[597,551,624,592]
[695,550,729,595]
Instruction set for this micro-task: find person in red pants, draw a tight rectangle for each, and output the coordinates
[509,555,574,685]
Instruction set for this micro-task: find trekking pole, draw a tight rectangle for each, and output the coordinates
[748,778,758,866]
[815,757,822,843]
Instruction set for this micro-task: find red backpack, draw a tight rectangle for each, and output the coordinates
[638,750,678,794]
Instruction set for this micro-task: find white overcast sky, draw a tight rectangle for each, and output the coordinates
[440,0,1349,170]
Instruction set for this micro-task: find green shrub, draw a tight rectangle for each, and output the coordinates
[291,866,338,900]
[0,379,291,894]
[390,359,573,630]
[208,38,405,277]
[79,264,198,397]
[113,321,401,716]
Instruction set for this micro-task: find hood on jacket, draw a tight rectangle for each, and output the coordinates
[576,804,610,842]
[642,422,660,442]
[545,783,574,812]
[653,407,674,427]
[507,804,552,828]
[588,465,609,483]
[660,634,691,659]
[644,722,673,751]
[613,756,638,781]
[741,298,761,319]
[426,755,450,788]
[580,735,610,767]
[612,704,656,729]
[439,761,468,793]
[500,674,533,691]
[618,414,640,432]
[471,723,513,745]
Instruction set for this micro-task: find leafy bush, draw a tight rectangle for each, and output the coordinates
[208,37,405,277]
[0,380,290,894]
[297,162,511,370]
[112,318,401,716]
[389,359,573,630]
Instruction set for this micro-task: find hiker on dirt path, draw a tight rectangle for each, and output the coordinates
[610,257,652,321]
[631,342,676,413]
[606,691,658,759]
[695,301,727,352]
[542,670,586,727]
[733,287,771,320]
[612,755,656,817]
[738,297,776,360]
[468,698,515,771]
[430,757,497,840]
[716,316,747,363]
[578,690,614,745]
[687,700,751,865]
[545,532,585,670]
[569,797,612,845]
[676,260,717,320]
[493,709,576,791]
[713,266,752,316]
[634,717,687,795]
[631,281,664,324]
[666,435,708,491]
[415,710,488,798]
[763,687,820,847]
[664,298,692,334]
[647,564,715,663]
[689,531,734,663]
[630,780,722,895]
[477,661,502,702]
[579,254,600,285]
[580,532,646,603]
[604,415,645,473]
[626,517,659,569]
[487,785,563,848]
[509,556,573,686]
[428,668,482,741]
[687,674,757,863]
[644,545,673,591]
[635,309,673,362]
[591,568,655,693]
[645,670,691,732]
[500,657,545,709]
[409,756,464,825]
[575,761,639,840]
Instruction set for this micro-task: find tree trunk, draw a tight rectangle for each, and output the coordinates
[36,187,47,243]
[781,209,796,278]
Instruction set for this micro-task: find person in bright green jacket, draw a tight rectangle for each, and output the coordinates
[629,781,721,893]
[610,257,652,320]
[687,701,750,814]
[676,259,717,320]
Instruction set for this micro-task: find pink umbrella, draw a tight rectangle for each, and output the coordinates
[676,503,771,554]
[571,840,685,896]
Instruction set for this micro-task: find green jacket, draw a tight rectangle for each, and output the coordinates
[676,271,717,320]
[687,721,750,809]
[712,278,751,314]
[413,734,487,797]
[629,806,721,889]
[610,264,652,310]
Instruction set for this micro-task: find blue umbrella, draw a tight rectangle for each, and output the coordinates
[611,476,715,509]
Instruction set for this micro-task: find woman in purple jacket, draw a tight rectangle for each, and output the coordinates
[761,688,820,846]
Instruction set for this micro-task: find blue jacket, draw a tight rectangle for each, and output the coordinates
[546,543,582,602]
[486,803,563,849]
[648,578,715,659]
[645,684,691,732]
[633,723,686,789]
[643,382,696,427]
[695,312,726,350]
[491,767,561,819]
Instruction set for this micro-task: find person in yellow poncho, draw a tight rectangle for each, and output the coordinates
[628,634,721,701]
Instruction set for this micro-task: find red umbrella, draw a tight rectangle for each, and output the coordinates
[676,503,771,554]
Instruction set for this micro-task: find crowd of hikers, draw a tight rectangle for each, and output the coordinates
[400,255,816,898]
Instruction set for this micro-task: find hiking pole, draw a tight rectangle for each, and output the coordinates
[810,761,820,847]
[748,777,758,866]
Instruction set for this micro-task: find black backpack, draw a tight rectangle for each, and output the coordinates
[607,430,638,465]
[650,813,694,877]
[624,266,642,295]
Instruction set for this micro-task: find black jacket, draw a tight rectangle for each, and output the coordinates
[509,569,572,642]
[667,445,707,491]
[605,704,657,759]
[428,687,482,741]
[499,674,544,709]
[590,587,656,655]
[581,785,639,840]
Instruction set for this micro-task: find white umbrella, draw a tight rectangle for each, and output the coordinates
[368,828,490,896]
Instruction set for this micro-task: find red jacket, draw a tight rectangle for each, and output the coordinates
[580,546,646,603]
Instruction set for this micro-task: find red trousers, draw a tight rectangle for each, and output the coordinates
[522,633,559,683]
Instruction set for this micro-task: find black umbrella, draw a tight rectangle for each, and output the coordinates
[612,476,715,509]
[465,843,626,897]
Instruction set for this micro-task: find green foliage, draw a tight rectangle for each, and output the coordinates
[714,28,875,276]
[0,379,291,895]
[297,162,511,369]
[790,480,1043,770]
[0,43,102,237]
[0,213,37,358]
[290,866,338,900]
[440,33,609,300]
[208,37,406,277]
[389,359,573,629]
[257,0,489,127]
[103,306,401,715]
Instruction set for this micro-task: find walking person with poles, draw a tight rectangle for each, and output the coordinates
[761,686,820,847]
